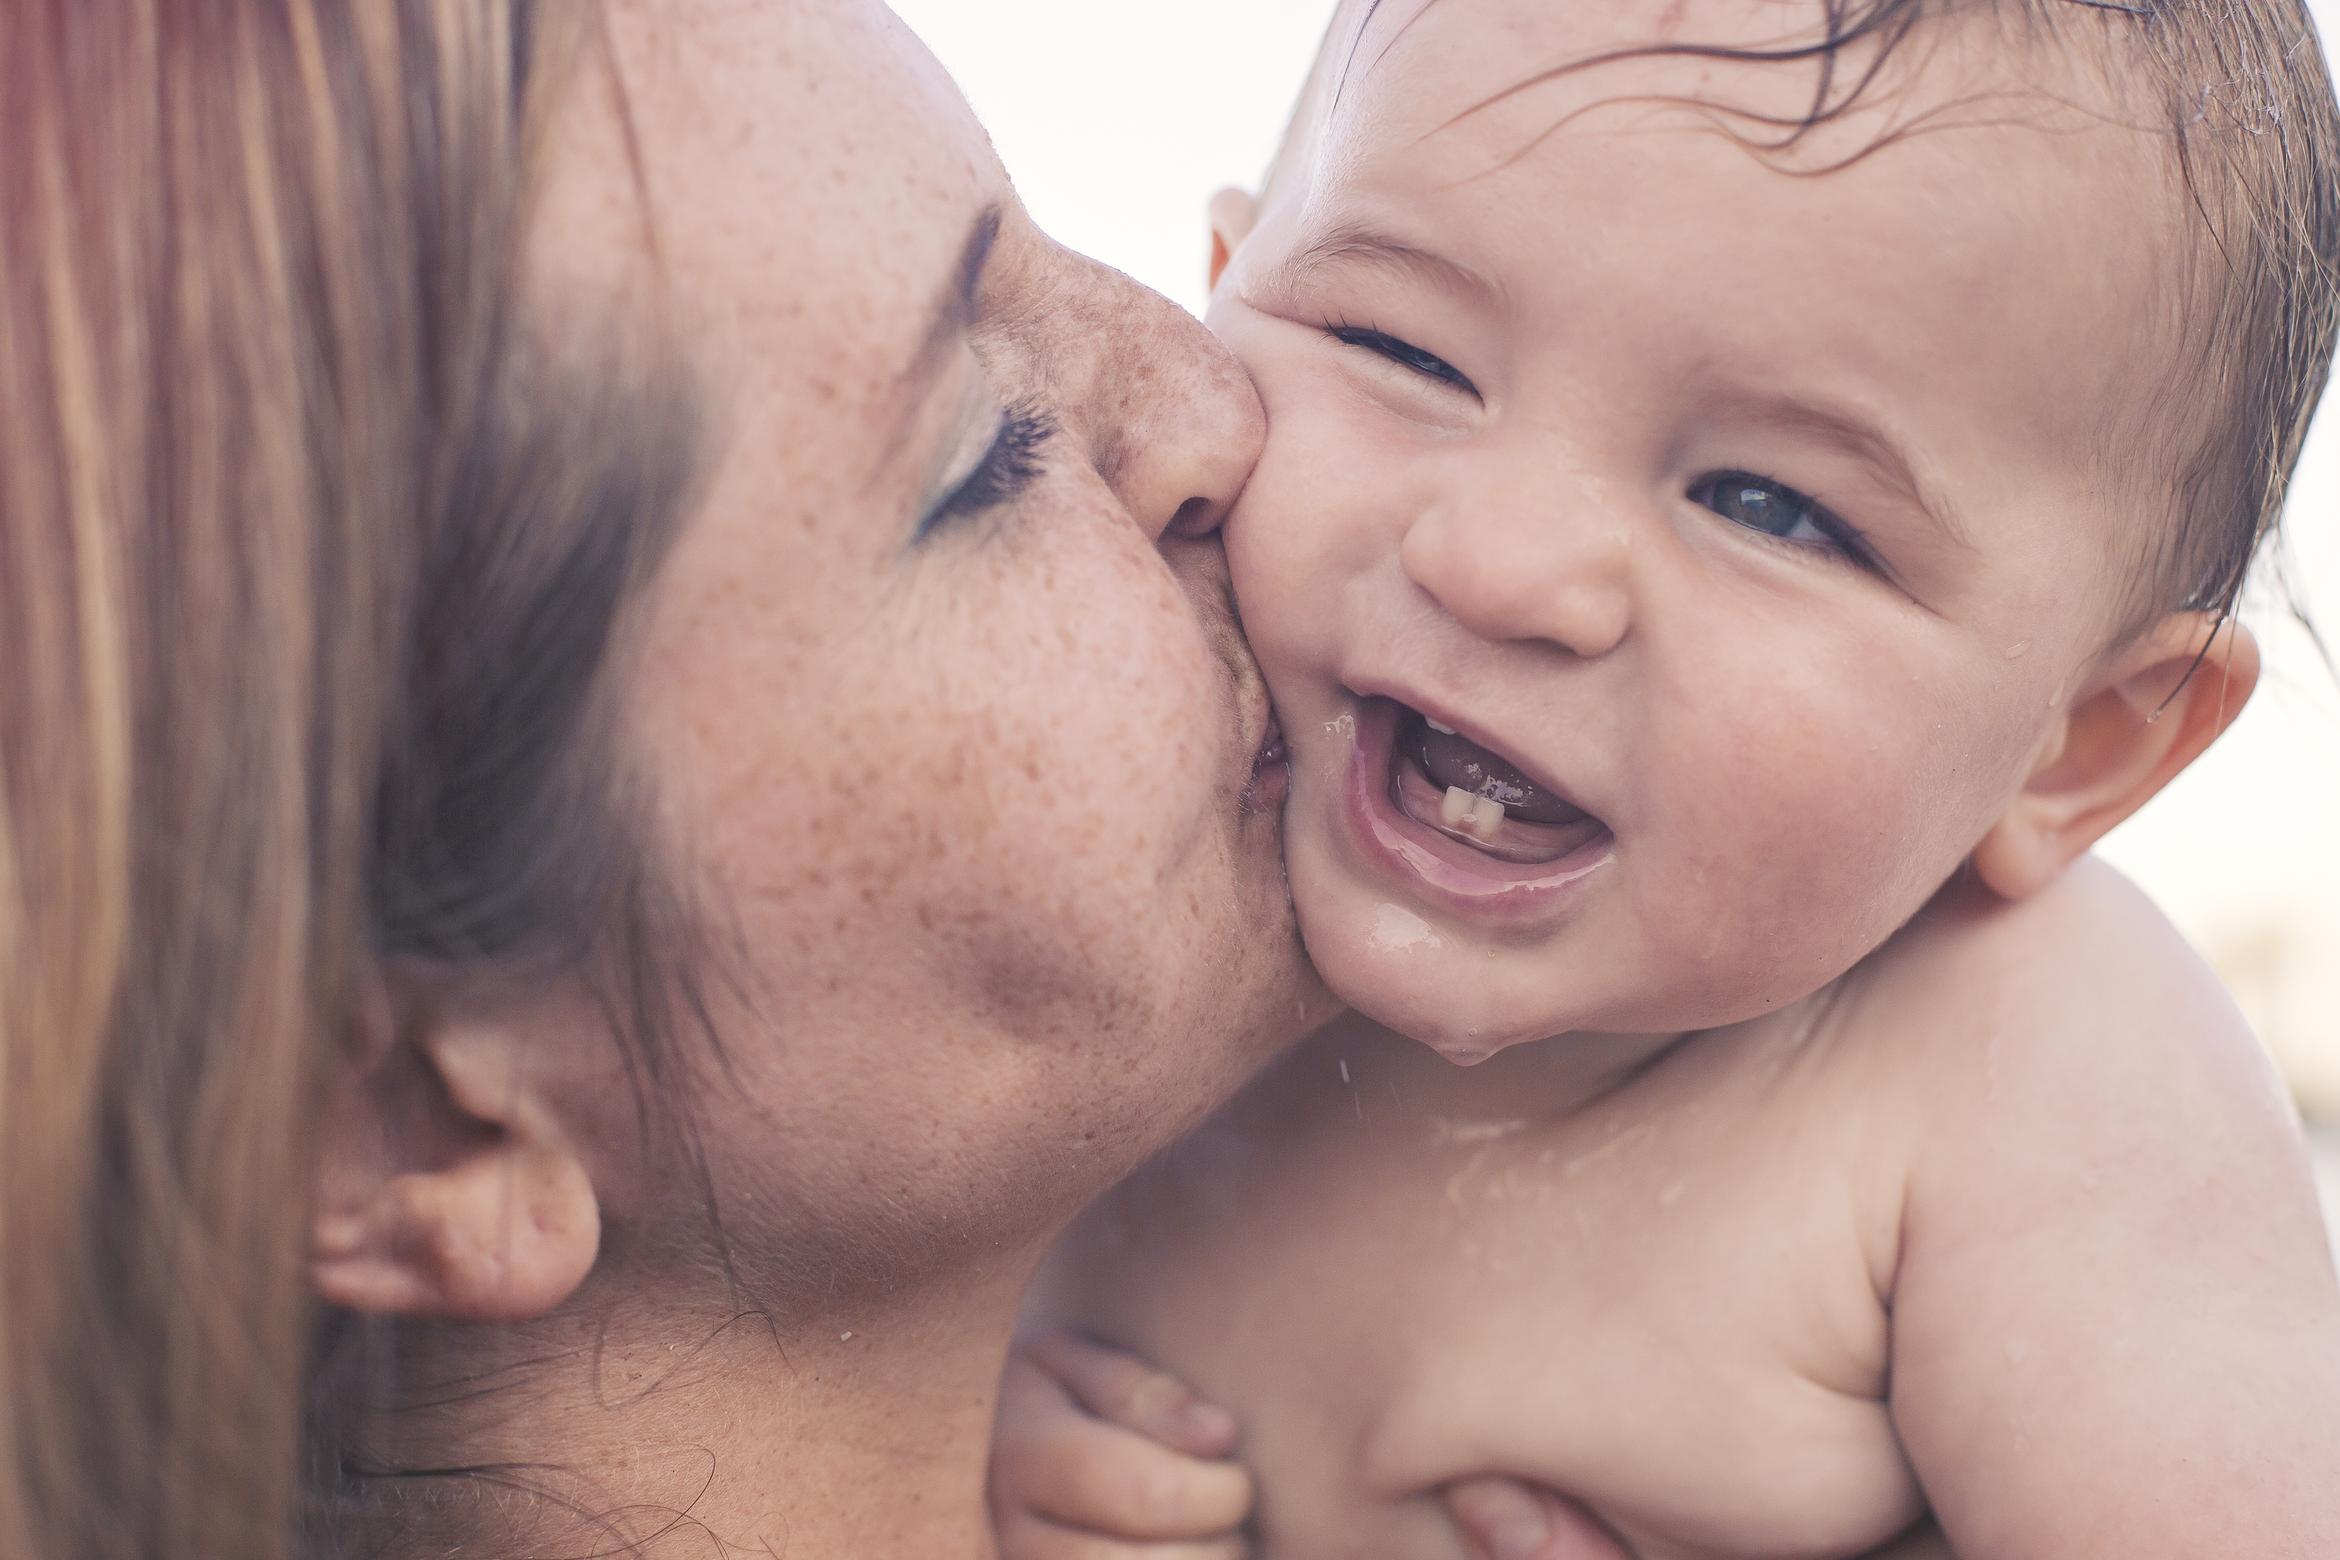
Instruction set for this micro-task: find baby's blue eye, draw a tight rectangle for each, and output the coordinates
[1691,471,1865,562]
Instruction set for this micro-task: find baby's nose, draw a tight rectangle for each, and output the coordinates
[1398,503,1632,658]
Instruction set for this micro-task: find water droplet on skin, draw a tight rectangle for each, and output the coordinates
[1428,1116,1531,1146]
[1371,903,1441,953]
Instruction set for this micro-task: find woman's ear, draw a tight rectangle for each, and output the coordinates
[1208,186,1260,292]
[310,974,601,1322]
[1972,612,2258,900]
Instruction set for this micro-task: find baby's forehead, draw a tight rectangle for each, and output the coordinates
[1318,0,2149,181]
[1257,0,2202,617]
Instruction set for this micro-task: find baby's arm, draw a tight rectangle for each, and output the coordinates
[1883,861,2340,1556]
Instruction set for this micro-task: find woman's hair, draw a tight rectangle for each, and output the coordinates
[1285,0,2340,635]
[0,3,705,1556]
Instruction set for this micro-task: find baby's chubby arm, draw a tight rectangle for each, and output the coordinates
[990,1328,1256,1560]
[1881,860,2340,1557]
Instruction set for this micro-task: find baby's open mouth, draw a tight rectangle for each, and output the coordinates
[1389,705,1611,866]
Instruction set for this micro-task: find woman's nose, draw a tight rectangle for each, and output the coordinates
[1399,501,1633,659]
[1073,267,1266,541]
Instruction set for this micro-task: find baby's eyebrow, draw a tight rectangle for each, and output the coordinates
[1264,220,1506,314]
[1740,392,1972,552]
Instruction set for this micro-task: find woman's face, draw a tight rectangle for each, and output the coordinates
[541,0,1321,1280]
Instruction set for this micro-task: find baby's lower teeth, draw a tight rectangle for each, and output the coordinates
[1441,784,1508,843]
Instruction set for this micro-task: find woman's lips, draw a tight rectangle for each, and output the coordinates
[1203,593,1286,814]
[1337,700,1612,917]
[1243,706,1290,812]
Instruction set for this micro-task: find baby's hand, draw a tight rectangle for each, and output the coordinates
[991,1328,1256,1559]
[1444,1477,1630,1560]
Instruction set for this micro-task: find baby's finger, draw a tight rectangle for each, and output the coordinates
[1001,1411,1254,1538]
[997,1512,1248,1560]
[1025,1329,1240,1457]
[996,1360,1253,1539]
[1446,1476,1630,1560]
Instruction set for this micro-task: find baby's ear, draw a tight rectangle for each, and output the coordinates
[1208,187,1260,292]
[309,971,601,1323]
[1972,612,2257,900]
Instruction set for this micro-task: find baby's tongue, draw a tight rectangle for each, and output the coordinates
[1412,720,1581,825]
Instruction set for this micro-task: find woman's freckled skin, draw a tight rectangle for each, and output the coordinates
[559,0,1326,1298]
[544,20,1329,1309]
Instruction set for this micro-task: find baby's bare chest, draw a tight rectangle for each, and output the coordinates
[1059,1022,1928,1559]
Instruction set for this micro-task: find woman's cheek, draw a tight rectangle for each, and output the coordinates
[992,528,1230,855]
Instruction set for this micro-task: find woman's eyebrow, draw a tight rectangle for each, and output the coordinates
[885,204,1007,466]
[903,204,1006,391]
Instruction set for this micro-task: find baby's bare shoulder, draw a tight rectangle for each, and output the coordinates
[1833,853,2314,1256]
[1861,862,2340,1558]
[1848,855,2287,1118]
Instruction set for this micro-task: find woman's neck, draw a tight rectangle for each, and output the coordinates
[331,1244,1042,1558]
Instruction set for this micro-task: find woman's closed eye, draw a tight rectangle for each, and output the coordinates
[918,403,1058,539]
[1325,323,1480,399]
[1690,470,1877,570]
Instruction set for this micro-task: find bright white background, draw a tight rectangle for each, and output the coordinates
[892,0,2340,1120]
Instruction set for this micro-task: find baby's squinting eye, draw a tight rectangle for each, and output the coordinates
[1326,324,1480,399]
[1690,471,1874,568]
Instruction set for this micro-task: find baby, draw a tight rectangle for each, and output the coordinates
[990,2,2340,1557]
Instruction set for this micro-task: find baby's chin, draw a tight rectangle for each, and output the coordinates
[1290,881,1570,1066]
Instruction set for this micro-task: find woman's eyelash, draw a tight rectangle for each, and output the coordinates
[919,404,1057,538]
[1323,320,1479,398]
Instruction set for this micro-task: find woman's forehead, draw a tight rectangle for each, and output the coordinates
[579,0,1007,392]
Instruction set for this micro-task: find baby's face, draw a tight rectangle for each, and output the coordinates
[1215,0,2188,1059]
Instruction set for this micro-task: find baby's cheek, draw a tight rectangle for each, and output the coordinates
[1652,730,1969,1014]
[1225,369,1391,654]
[1224,478,1327,664]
